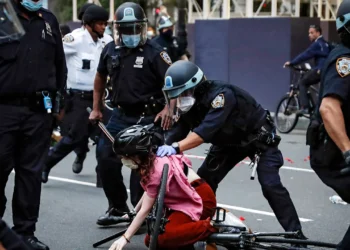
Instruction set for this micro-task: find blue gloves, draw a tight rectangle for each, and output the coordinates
[157,145,176,157]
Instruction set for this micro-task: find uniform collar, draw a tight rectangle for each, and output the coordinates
[83,28,102,46]
[13,1,44,20]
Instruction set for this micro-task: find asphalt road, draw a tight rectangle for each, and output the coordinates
[3,130,349,250]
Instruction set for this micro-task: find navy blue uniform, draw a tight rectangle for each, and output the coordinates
[0,4,66,238]
[152,35,186,62]
[309,44,350,249]
[168,80,302,232]
[96,39,172,221]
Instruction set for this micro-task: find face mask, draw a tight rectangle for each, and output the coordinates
[147,31,154,39]
[177,96,195,113]
[161,29,173,38]
[21,0,43,12]
[121,158,139,170]
[122,34,141,48]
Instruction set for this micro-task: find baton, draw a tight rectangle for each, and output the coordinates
[86,107,114,143]
[92,228,127,248]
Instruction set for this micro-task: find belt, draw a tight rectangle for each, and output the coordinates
[117,103,162,117]
[66,89,93,100]
[0,91,51,107]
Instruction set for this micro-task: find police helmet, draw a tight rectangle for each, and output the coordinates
[78,3,95,21]
[113,124,163,157]
[83,5,109,24]
[114,2,148,48]
[336,0,350,31]
[0,0,25,44]
[158,15,173,31]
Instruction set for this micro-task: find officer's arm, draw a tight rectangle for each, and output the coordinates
[153,50,172,84]
[52,17,67,93]
[290,43,318,65]
[62,34,78,55]
[178,91,236,152]
[319,59,350,152]
[93,46,109,111]
[0,219,30,250]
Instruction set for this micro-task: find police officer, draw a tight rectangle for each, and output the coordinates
[284,25,330,115]
[152,15,189,62]
[159,60,306,238]
[0,0,66,249]
[89,2,174,226]
[42,5,113,183]
[307,1,350,249]
[0,1,32,250]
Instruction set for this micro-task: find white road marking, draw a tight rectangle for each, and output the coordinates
[184,154,315,173]
[33,173,313,223]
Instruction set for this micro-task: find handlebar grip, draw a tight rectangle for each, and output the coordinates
[340,167,350,176]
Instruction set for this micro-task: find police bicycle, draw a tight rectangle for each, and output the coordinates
[275,63,319,134]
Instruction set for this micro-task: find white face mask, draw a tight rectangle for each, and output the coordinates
[121,158,139,170]
[177,96,196,113]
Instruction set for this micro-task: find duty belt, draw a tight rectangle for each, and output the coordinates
[66,89,93,100]
[0,91,52,107]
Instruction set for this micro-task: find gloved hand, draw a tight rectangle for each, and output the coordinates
[157,145,176,157]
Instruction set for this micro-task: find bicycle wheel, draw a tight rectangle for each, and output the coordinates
[148,163,169,250]
[275,94,300,134]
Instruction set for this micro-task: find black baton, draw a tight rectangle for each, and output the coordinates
[86,107,114,143]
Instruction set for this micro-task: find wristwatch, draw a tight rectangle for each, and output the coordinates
[172,142,180,154]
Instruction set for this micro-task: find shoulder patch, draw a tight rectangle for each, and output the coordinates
[336,57,350,78]
[63,34,74,43]
[160,51,172,65]
[211,94,225,109]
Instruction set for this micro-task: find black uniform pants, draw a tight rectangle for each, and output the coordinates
[0,105,53,236]
[45,95,97,169]
[96,108,157,209]
[197,145,302,232]
[310,152,350,249]
[299,69,320,109]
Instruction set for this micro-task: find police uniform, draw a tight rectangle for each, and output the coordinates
[308,44,350,249]
[0,4,66,249]
[96,39,172,224]
[42,27,113,180]
[152,35,186,62]
[167,80,303,233]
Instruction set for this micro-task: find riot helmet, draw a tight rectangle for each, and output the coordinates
[83,5,109,38]
[163,61,205,114]
[158,15,174,39]
[78,3,95,21]
[113,124,163,157]
[336,0,350,32]
[0,0,25,44]
[114,2,147,48]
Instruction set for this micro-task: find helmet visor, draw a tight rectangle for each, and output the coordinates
[114,21,147,47]
[0,0,25,44]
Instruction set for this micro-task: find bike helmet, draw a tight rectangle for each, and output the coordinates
[114,2,148,48]
[162,61,205,104]
[157,15,173,31]
[113,124,164,157]
[336,0,350,31]
[78,3,95,21]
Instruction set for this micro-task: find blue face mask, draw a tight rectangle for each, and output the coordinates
[21,0,43,12]
[121,34,141,48]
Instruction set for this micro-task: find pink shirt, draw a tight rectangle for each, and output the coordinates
[141,155,203,221]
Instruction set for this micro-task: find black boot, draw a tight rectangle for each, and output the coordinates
[96,206,130,226]
[72,153,86,174]
[23,236,50,250]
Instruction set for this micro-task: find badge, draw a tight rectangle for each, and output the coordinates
[211,94,225,109]
[336,57,350,77]
[160,51,172,65]
[134,56,144,68]
[63,34,74,43]
[45,22,52,36]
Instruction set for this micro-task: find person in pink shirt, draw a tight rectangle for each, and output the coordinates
[108,124,218,250]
